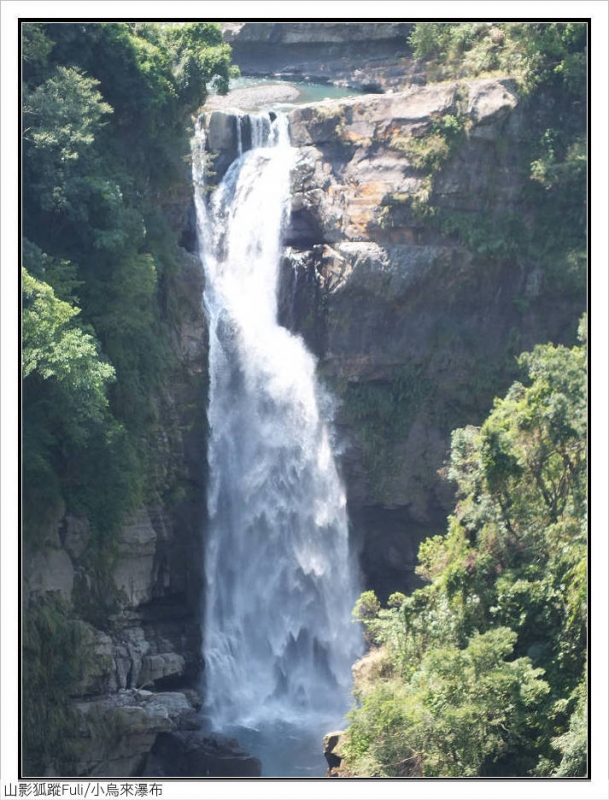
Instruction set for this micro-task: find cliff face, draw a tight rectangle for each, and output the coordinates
[22,243,210,775]
[278,79,584,598]
[222,22,411,44]
[220,22,417,92]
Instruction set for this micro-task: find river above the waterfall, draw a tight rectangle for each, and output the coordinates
[207,75,365,112]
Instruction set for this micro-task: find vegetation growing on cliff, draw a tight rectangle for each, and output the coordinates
[20,21,589,779]
[21,21,234,774]
[337,23,589,780]
[22,22,232,545]
[345,319,587,777]
[409,22,586,92]
[405,22,587,297]
[22,595,96,775]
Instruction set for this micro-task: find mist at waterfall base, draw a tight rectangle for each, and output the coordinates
[193,113,362,777]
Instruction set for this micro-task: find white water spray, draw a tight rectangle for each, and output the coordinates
[193,112,362,773]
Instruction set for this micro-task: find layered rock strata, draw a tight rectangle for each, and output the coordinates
[278,79,583,598]
[22,245,211,775]
[220,21,418,92]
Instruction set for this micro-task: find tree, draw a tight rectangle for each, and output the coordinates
[21,24,238,773]
[345,628,549,777]
[22,268,118,531]
[408,22,587,92]
[23,268,115,410]
[23,66,113,218]
[165,22,236,108]
[22,22,236,547]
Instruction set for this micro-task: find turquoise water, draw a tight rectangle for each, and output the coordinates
[219,75,364,104]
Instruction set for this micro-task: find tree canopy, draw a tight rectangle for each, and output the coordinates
[21,23,236,773]
[22,22,233,548]
[346,320,587,777]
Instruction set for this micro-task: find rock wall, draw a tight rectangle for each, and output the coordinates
[22,242,212,775]
[278,79,584,599]
[220,21,417,92]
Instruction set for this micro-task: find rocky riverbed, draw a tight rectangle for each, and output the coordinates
[205,81,303,112]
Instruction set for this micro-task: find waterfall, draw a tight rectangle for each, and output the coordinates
[193,112,362,775]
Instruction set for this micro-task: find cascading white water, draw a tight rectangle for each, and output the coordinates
[193,112,362,775]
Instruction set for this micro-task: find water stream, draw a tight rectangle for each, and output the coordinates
[193,112,362,777]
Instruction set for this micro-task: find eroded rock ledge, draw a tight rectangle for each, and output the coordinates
[220,22,416,92]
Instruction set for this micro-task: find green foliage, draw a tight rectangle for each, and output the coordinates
[22,594,94,775]
[353,590,381,622]
[24,65,111,161]
[405,23,587,298]
[22,268,115,416]
[23,372,142,549]
[23,238,83,301]
[409,22,507,80]
[341,364,431,498]
[165,22,235,106]
[409,132,586,295]
[21,21,234,774]
[523,126,586,293]
[345,628,549,777]
[22,23,54,83]
[437,210,524,260]
[384,106,469,225]
[22,22,232,549]
[23,66,113,223]
[392,112,467,172]
[409,22,587,91]
[35,22,232,133]
[353,590,386,646]
[345,323,587,776]
[21,268,131,544]
[548,677,588,776]
[531,134,586,190]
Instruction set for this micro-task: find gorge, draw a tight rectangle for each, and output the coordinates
[20,21,587,780]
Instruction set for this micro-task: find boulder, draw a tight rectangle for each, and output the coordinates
[138,653,186,687]
[143,730,262,777]
[61,515,91,561]
[205,110,239,154]
[467,77,518,129]
[67,690,198,776]
[25,546,74,602]
[78,627,115,695]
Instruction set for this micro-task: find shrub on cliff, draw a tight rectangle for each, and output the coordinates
[409,22,586,92]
